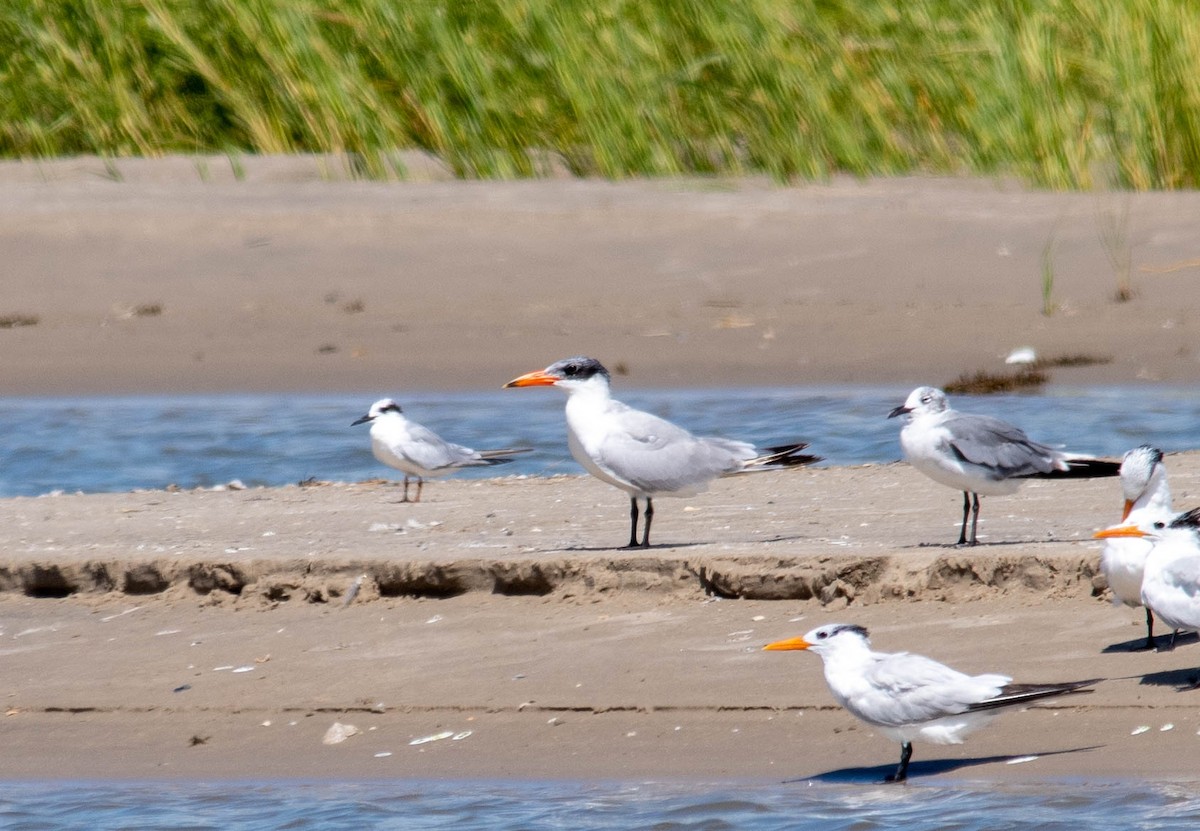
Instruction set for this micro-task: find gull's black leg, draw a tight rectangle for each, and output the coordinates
[640,498,654,548]
[625,497,640,548]
[957,492,971,545]
[967,493,981,546]
[885,742,913,783]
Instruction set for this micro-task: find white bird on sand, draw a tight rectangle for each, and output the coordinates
[888,386,1120,545]
[764,624,1099,783]
[503,356,818,548]
[1099,445,1174,650]
[1095,507,1200,653]
[352,398,530,502]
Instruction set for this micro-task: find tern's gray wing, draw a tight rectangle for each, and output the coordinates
[856,652,1008,726]
[401,422,484,471]
[594,405,753,493]
[943,413,1059,477]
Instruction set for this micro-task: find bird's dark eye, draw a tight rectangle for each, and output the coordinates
[816,631,828,640]
[1154,522,1166,530]
[563,364,579,376]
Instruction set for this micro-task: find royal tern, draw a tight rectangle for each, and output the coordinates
[351,398,530,502]
[503,356,818,548]
[1095,508,1200,649]
[1099,446,1174,649]
[764,624,1099,782]
[888,386,1120,545]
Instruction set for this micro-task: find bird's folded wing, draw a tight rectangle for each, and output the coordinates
[596,436,732,492]
[859,653,1008,725]
[401,428,472,470]
[945,414,1058,476]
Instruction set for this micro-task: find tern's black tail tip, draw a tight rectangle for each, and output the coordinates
[478,447,535,464]
[760,443,822,468]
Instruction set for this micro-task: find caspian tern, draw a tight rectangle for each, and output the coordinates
[352,398,530,502]
[888,386,1120,545]
[1099,445,1174,650]
[1095,508,1200,654]
[764,623,1099,782]
[503,356,818,548]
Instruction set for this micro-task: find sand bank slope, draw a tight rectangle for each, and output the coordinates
[1,454,1198,781]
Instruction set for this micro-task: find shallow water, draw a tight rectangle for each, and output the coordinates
[0,386,1193,497]
[1,778,1198,830]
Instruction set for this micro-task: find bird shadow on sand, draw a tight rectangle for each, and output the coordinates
[556,541,711,553]
[556,534,815,553]
[1137,667,1200,690]
[1102,631,1198,654]
[911,538,1082,550]
[791,746,1102,785]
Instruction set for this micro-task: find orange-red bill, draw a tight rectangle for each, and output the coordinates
[503,369,558,388]
[1093,525,1147,540]
[762,637,812,652]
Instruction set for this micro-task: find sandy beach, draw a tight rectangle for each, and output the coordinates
[4,154,1200,395]
[3,157,1200,783]
[3,451,1200,782]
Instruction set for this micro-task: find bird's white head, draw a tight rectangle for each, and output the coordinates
[888,386,948,420]
[763,623,870,656]
[1095,506,1200,543]
[1118,444,1168,519]
[351,398,402,427]
[503,356,612,394]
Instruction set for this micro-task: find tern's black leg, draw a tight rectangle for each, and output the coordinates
[1141,608,1157,651]
[414,476,424,503]
[1166,628,1181,651]
[400,475,412,503]
[625,497,640,548]
[885,742,913,783]
[640,498,654,548]
[957,492,971,545]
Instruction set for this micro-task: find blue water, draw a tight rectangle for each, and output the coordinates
[0,386,1195,498]
[2,779,1198,829]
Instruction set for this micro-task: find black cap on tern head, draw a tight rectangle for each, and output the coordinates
[545,356,610,382]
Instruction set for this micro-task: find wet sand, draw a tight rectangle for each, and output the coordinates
[3,453,1200,782]
[3,157,1200,783]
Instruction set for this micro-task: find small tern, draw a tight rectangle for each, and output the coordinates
[1095,507,1200,651]
[888,386,1120,545]
[352,398,531,502]
[764,623,1099,782]
[503,356,818,548]
[1099,446,1174,650]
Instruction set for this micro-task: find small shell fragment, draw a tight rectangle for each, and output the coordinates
[1131,725,1151,735]
[322,722,362,745]
[409,730,455,746]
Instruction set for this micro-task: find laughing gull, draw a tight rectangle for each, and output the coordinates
[888,386,1120,545]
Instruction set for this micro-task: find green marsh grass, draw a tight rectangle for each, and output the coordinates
[2,0,1199,185]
